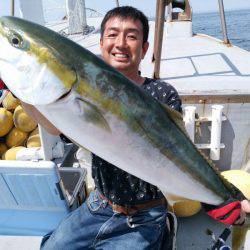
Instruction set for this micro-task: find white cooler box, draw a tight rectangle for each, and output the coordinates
[0,160,86,236]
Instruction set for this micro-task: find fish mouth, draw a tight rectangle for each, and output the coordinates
[0,16,80,106]
[56,88,72,102]
[0,37,76,105]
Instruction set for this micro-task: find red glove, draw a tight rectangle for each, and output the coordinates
[203,198,241,225]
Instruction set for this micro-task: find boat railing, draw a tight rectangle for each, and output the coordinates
[152,0,230,79]
[218,0,230,45]
[153,0,192,79]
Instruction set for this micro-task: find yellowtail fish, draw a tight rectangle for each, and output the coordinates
[0,16,247,207]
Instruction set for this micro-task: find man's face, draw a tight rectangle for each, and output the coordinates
[100,17,149,75]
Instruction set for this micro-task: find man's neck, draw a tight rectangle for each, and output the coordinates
[122,71,145,85]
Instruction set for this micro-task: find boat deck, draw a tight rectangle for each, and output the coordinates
[2,210,250,250]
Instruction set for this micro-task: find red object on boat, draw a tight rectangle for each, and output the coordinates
[0,79,5,89]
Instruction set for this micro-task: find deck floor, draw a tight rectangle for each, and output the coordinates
[1,211,250,250]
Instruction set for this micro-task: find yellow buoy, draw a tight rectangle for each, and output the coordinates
[221,170,250,199]
[2,146,26,160]
[0,142,8,157]
[27,134,41,148]
[166,194,201,217]
[6,127,28,148]
[13,105,37,132]
[2,92,20,111]
[29,127,39,137]
[0,108,14,136]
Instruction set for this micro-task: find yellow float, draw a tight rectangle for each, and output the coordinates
[0,108,14,136]
[27,134,41,148]
[221,170,250,199]
[0,142,8,158]
[2,146,26,160]
[166,194,202,217]
[29,127,39,137]
[6,127,28,148]
[2,92,20,111]
[13,105,37,132]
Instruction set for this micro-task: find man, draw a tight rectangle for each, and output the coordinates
[22,6,248,250]
[40,6,180,250]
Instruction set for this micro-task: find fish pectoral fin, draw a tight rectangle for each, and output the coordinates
[77,98,111,132]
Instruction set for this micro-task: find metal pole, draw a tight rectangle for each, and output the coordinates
[218,0,230,44]
[67,0,87,35]
[115,0,119,7]
[11,0,15,16]
[152,0,161,62]
[183,106,196,142]
[153,0,166,79]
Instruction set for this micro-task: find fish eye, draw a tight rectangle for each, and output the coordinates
[7,32,25,49]
[12,37,20,45]
[11,35,22,47]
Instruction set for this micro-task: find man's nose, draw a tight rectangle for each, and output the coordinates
[115,34,127,48]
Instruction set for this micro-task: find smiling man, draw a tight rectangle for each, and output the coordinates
[100,14,148,84]
[40,6,249,250]
[41,6,181,250]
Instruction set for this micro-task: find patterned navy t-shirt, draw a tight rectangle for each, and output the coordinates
[92,78,182,206]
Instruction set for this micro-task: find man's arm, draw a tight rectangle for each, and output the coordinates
[21,101,61,135]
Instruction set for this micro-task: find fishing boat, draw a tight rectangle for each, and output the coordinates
[0,0,250,249]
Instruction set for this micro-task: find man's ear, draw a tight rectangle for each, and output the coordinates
[100,38,103,48]
[100,38,104,55]
[141,41,149,59]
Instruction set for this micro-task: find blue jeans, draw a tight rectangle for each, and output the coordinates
[40,190,168,250]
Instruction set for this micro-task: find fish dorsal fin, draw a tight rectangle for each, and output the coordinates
[161,103,190,137]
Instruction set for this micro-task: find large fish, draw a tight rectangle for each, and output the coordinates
[0,16,247,206]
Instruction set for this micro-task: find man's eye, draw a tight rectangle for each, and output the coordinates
[128,35,136,40]
[107,33,117,38]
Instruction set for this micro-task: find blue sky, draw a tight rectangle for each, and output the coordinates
[0,0,250,17]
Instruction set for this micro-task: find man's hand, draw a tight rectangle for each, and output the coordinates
[241,200,250,213]
[234,200,250,225]
[204,198,250,226]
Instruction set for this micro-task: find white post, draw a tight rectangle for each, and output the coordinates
[66,0,87,35]
[210,105,223,161]
[19,0,45,26]
[183,106,196,142]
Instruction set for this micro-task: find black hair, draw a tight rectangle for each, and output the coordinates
[100,6,149,44]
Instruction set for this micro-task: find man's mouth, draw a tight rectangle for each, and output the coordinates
[112,53,129,59]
